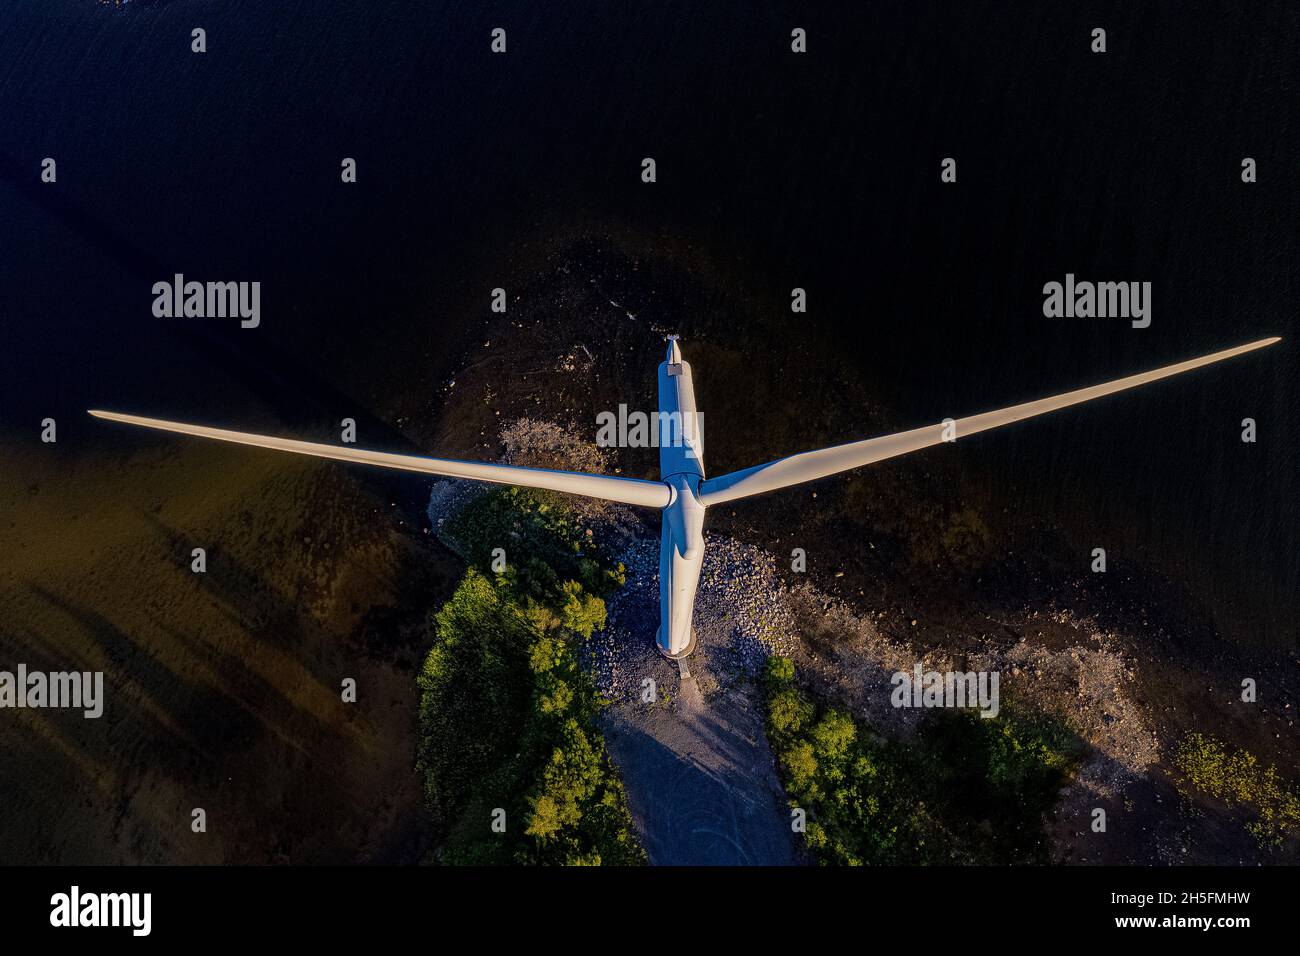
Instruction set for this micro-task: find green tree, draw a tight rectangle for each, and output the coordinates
[419,489,645,865]
[762,655,1083,865]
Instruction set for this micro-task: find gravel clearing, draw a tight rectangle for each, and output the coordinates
[588,533,799,704]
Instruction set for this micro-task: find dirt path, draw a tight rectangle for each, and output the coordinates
[601,663,798,866]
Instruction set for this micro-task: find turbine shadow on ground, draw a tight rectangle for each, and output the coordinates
[602,684,799,866]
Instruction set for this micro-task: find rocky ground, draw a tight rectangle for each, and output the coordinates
[587,534,799,701]
[589,526,1167,865]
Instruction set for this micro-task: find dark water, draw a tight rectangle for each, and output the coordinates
[2,1,1296,646]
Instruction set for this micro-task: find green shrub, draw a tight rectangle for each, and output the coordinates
[763,655,1083,864]
[418,489,644,865]
[445,487,624,603]
[1175,733,1300,847]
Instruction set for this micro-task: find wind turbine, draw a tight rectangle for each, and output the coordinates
[90,334,1279,659]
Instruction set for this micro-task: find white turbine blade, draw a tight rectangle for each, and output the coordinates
[88,410,672,509]
[698,337,1280,507]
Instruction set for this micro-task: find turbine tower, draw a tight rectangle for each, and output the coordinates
[91,335,1279,658]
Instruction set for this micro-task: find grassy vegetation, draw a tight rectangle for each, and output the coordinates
[417,488,644,865]
[1174,732,1300,847]
[763,656,1083,864]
